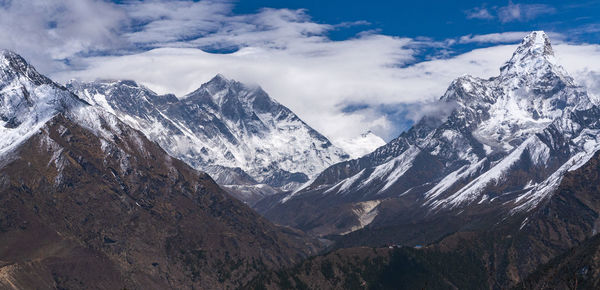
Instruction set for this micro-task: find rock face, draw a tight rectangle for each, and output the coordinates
[249,134,600,289]
[0,50,320,289]
[256,31,600,242]
[513,148,600,289]
[67,75,349,203]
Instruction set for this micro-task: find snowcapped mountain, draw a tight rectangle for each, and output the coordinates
[0,50,83,155]
[0,50,321,289]
[333,131,386,159]
[256,31,600,240]
[67,75,349,202]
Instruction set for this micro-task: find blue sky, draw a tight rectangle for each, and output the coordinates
[222,0,600,60]
[108,1,600,58]
[1,0,600,142]
[233,0,600,42]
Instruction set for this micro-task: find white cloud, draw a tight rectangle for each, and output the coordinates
[497,2,556,23]
[54,40,600,142]
[466,2,556,24]
[458,31,567,44]
[122,0,234,46]
[0,0,127,72]
[459,32,531,44]
[553,43,600,102]
[2,0,599,143]
[465,7,494,20]
[53,34,419,141]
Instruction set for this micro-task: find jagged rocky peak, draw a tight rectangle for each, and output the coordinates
[0,50,54,86]
[440,75,492,104]
[205,73,231,89]
[511,30,554,59]
[499,31,571,82]
[189,74,242,100]
[0,50,81,125]
[67,78,179,107]
[68,78,145,93]
[444,31,590,126]
[0,51,88,157]
[67,73,349,194]
[187,74,275,111]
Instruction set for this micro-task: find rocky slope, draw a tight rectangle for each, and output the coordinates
[249,146,600,289]
[246,246,487,290]
[516,234,600,289]
[257,31,600,241]
[0,50,321,289]
[67,75,350,203]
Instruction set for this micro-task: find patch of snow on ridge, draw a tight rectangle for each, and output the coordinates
[431,136,548,209]
[324,169,366,195]
[356,146,420,193]
[512,129,600,213]
[425,158,487,202]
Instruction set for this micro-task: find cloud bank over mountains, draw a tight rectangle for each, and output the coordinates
[1,0,599,142]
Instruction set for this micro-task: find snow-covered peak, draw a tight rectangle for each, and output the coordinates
[516,31,553,57]
[0,50,84,157]
[439,32,590,144]
[66,79,179,118]
[185,74,264,108]
[0,50,54,87]
[204,74,232,93]
[68,74,350,191]
[440,75,492,104]
[334,131,386,158]
[211,73,230,83]
[499,31,569,82]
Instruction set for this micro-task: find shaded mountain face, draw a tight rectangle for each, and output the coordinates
[245,246,487,290]
[517,234,600,289]
[67,75,349,203]
[423,147,600,287]
[513,147,600,289]
[249,133,600,289]
[257,31,600,240]
[0,51,320,289]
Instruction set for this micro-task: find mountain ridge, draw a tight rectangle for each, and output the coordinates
[0,49,322,289]
[67,75,354,203]
[256,31,600,241]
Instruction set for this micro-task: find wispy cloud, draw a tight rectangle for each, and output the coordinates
[465,7,494,20]
[122,0,234,47]
[459,32,530,44]
[497,2,556,23]
[458,31,565,44]
[466,2,556,23]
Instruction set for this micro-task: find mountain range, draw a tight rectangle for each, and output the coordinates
[2,31,600,289]
[256,31,598,236]
[66,75,370,204]
[0,49,321,289]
